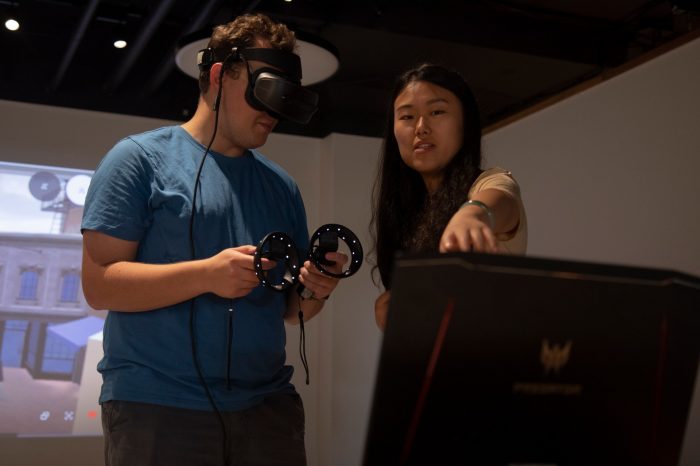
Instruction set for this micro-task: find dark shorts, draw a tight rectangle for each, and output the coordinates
[102,393,306,466]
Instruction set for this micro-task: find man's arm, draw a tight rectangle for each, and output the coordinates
[82,230,264,311]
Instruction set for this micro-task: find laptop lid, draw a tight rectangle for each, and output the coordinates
[363,252,700,466]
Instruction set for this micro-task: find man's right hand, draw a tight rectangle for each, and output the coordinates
[204,245,274,299]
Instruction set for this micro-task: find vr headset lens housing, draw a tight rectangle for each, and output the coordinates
[250,71,319,125]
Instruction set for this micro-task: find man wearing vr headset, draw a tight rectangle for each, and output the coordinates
[81,13,343,466]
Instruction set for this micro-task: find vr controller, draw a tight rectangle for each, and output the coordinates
[253,224,364,296]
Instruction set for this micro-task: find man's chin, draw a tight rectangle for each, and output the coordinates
[249,135,271,149]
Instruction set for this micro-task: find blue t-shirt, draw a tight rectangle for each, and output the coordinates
[81,126,309,411]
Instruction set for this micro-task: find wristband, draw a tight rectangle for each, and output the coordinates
[308,292,330,301]
[299,287,330,301]
[461,199,495,229]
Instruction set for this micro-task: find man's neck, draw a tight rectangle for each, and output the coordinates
[181,99,246,157]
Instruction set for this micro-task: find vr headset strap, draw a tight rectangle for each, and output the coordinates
[198,47,302,82]
[240,48,302,81]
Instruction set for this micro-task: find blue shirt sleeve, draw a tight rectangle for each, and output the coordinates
[81,137,154,242]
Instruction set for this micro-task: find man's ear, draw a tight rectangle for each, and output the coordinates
[210,62,223,89]
[209,62,224,112]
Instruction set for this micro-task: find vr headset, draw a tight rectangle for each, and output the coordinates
[197,47,319,125]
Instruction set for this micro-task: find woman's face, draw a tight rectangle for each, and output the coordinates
[393,80,464,193]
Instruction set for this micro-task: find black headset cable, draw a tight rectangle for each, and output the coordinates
[187,63,229,464]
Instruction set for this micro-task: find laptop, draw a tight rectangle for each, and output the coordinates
[363,252,700,466]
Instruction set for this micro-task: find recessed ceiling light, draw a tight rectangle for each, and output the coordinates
[113,40,127,49]
[4,18,20,31]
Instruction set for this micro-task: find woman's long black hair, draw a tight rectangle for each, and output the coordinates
[370,63,484,289]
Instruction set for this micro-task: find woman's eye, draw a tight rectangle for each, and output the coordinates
[431,109,446,116]
[398,114,413,120]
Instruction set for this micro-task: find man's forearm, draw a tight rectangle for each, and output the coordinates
[83,259,210,312]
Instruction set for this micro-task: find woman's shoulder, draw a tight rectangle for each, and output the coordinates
[471,166,520,194]
[478,166,513,180]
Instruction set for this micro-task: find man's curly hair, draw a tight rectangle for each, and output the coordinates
[198,13,296,94]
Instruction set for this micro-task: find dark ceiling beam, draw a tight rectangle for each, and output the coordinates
[143,0,222,95]
[49,0,100,92]
[105,0,177,92]
[142,0,264,96]
[262,3,631,66]
[243,0,263,13]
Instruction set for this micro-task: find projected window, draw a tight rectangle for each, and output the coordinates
[1,320,28,367]
[60,272,80,303]
[43,323,77,375]
[18,269,40,301]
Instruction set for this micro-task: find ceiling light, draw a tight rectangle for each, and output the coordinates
[4,18,19,31]
[175,29,339,86]
[113,39,127,49]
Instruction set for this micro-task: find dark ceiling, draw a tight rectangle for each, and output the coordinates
[1,0,699,138]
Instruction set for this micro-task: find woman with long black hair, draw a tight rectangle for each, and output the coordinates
[370,63,527,330]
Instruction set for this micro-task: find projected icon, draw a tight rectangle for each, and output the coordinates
[64,411,75,421]
[39,410,51,421]
[28,171,61,201]
[65,174,91,206]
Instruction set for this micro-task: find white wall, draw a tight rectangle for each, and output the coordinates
[1,33,700,466]
[483,36,700,277]
[0,101,178,170]
[482,35,700,465]
[311,134,383,466]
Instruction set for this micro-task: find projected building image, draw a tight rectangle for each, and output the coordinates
[0,161,103,436]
